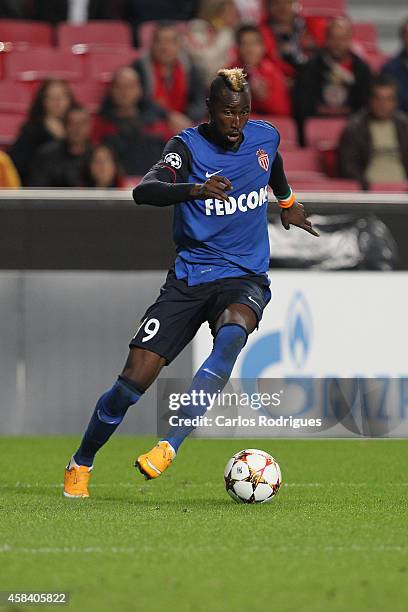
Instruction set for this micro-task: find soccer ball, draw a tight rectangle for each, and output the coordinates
[224,449,282,504]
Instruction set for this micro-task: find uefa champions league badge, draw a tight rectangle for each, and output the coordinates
[256,149,269,172]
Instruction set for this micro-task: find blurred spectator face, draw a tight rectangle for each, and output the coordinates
[151,26,180,66]
[111,68,142,110]
[66,109,91,146]
[200,0,239,28]
[218,0,240,28]
[326,19,353,60]
[369,85,398,120]
[43,82,72,119]
[238,30,265,66]
[89,146,117,187]
[268,0,296,26]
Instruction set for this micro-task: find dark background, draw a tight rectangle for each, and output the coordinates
[1,197,408,270]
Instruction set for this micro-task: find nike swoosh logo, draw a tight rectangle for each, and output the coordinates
[248,296,260,308]
[205,170,223,178]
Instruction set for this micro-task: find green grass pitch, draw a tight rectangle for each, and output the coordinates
[1,437,407,612]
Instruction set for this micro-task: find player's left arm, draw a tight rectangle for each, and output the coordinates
[269,152,319,237]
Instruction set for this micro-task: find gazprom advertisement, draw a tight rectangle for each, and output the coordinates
[192,272,408,437]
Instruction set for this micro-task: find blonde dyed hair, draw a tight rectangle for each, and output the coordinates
[217,68,247,92]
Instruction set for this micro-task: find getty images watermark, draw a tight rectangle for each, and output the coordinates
[167,389,321,430]
[157,378,408,438]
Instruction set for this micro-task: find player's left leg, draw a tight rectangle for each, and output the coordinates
[137,304,257,479]
[162,304,256,447]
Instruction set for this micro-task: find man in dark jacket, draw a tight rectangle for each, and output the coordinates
[293,16,372,145]
[338,75,408,190]
[382,18,408,114]
[29,106,93,187]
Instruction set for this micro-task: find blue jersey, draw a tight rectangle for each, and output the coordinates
[173,120,280,285]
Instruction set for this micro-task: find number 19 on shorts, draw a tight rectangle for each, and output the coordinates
[134,318,160,343]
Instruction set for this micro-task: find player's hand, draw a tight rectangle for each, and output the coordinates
[280,201,319,237]
[190,175,232,203]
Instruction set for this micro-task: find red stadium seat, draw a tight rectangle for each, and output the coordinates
[86,50,140,82]
[300,0,345,17]
[304,118,348,177]
[0,81,32,113]
[352,22,378,53]
[283,148,321,173]
[291,178,360,191]
[57,21,132,53]
[305,117,348,148]
[370,182,408,193]
[0,20,53,50]
[70,81,107,113]
[264,116,298,149]
[0,112,25,145]
[5,48,83,82]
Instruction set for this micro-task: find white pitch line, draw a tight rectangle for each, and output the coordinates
[0,544,407,554]
[1,482,408,489]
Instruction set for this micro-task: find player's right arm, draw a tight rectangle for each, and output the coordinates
[132,137,231,206]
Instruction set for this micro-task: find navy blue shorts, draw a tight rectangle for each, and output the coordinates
[129,268,271,364]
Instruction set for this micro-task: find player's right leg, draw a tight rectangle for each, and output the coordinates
[64,268,207,496]
[64,348,164,498]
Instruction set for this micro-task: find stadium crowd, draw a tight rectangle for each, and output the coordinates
[0,0,407,191]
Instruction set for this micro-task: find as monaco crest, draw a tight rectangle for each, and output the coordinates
[256,148,269,171]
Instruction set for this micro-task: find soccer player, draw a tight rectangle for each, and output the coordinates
[64,68,318,498]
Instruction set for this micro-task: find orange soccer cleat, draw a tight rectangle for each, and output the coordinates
[63,458,92,498]
[136,441,176,480]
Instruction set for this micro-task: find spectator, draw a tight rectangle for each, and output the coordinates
[338,75,408,189]
[31,0,125,24]
[382,18,408,114]
[293,16,372,145]
[29,106,93,187]
[93,66,165,175]
[83,144,124,188]
[185,0,240,86]
[233,24,291,116]
[0,151,21,188]
[9,79,76,185]
[133,22,206,133]
[93,66,166,143]
[259,0,324,81]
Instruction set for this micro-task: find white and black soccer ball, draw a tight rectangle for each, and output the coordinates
[224,449,282,504]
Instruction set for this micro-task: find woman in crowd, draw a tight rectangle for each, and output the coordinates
[9,79,76,185]
[83,144,124,188]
